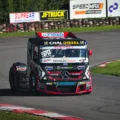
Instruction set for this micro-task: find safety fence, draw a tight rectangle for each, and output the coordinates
[0,17,120,33]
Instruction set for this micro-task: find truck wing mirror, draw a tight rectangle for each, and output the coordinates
[88,49,92,56]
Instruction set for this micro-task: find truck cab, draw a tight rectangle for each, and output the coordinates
[9,32,92,94]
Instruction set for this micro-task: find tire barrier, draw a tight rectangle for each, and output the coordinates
[0,17,120,33]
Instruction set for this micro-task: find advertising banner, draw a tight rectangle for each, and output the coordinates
[9,12,40,23]
[70,0,106,19]
[40,10,68,21]
[107,0,120,17]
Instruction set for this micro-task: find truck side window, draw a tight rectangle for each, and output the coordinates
[33,45,38,62]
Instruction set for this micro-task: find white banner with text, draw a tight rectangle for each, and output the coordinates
[107,0,120,17]
[9,12,40,23]
[70,0,106,19]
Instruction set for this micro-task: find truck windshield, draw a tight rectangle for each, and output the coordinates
[40,48,87,58]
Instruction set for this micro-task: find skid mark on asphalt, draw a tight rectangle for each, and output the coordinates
[91,104,120,115]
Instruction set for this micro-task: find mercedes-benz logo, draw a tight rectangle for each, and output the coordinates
[61,71,69,79]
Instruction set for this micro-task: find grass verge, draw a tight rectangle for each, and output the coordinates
[0,110,52,120]
[0,25,120,38]
[91,60,120,76]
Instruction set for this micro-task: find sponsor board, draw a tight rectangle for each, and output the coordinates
[9,12,40,23]
[70,0,106,19]
[40,10,68,21]
[108,0,120,17]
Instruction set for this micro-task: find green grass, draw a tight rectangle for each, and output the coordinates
[91,61,120,76]
[0,25,120,38]
[0,111,52,120]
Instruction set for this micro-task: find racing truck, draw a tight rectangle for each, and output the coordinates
[9,32,93,94]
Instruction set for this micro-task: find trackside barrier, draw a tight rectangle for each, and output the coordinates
[0,17,120,33]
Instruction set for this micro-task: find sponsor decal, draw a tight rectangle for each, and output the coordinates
[44,41,49,45]
[53,58,76,63]
[41,49,51,58]
[63,41,79,45]
[46,82,53,85]
[40,10,68,21]
[49,41,62,45]
[44,59,51,62]
[16,66,27,71]
[109,3,118,13]
[54,46,73,49]
[53,59,76,63]
[57,66,73,70]
[45,66,53,70]
[45,40,85,46]
[53,60,63,62]
[42,32,64,38]
[77,66,85,70]
[66,60,76,62]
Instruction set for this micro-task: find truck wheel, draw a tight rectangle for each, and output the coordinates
[9,68,17,91]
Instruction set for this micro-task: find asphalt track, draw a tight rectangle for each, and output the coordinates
[0,31,120,120]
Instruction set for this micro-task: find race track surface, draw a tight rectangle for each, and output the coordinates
[0,31,120,120]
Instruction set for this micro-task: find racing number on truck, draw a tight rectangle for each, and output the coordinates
[41,49,51,58]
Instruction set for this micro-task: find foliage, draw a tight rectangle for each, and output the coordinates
[0,0,69,23]
[91,61,120,76]
[0,110,51,120]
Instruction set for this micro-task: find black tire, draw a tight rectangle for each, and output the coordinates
[9,67,17,91]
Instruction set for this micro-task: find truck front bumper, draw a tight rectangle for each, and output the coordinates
[36,81,92,95]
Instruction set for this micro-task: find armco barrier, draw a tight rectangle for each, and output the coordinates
[0,17,120,33]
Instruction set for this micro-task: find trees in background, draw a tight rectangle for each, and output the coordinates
[0,0,69,23]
